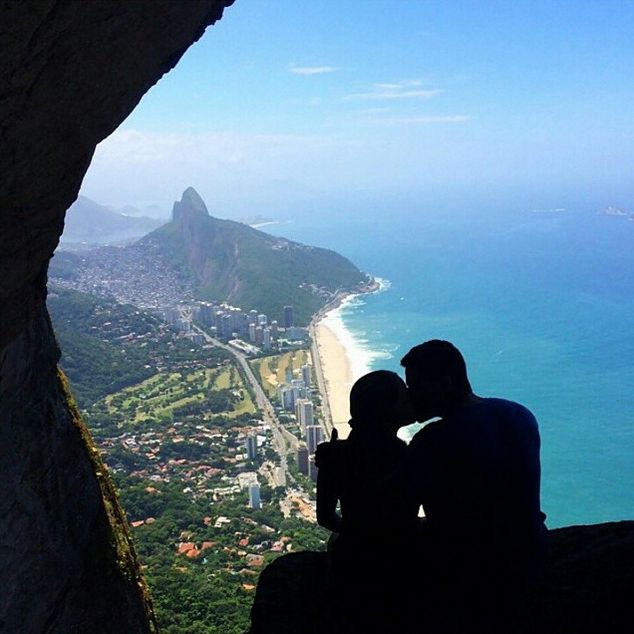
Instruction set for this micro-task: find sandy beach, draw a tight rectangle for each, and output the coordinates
[310,279,383,440]
[313,312,355,440]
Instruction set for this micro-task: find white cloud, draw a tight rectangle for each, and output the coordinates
[289,64,339,75]
[359,114,473,125]
[346,81,442,100]
[376,80,424,90]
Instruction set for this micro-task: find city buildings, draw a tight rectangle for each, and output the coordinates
[305,425,323,454]
[296,445,309,475]
[245,434,257,461]
[286,326,307,341]
[248,483,261,510]
[278,386,294,411]
[301,363,312,386]
[308,456,318,482]
[295,399,314,431]
[283,305,294,328]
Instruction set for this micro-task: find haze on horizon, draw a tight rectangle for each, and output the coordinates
[80,0,634,219]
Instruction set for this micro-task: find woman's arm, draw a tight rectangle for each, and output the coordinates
[316,450,343,533]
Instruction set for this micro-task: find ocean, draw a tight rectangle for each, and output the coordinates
[269,203,634,528]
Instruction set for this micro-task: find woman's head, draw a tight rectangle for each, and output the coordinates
[349,370,412,433]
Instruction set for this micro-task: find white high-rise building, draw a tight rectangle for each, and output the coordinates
[305,425,323,454]
[301,364,312,386]
[299,400,314,430]
[248,322,257,342]
[245,434,257,460]
[263,327,271,351]
[308,456,318,482]
[279,387,294,411]
[248,483,261,510]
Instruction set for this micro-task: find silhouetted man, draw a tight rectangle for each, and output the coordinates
[402,340,547,630]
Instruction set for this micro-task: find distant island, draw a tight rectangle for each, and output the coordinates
[598,206,634,220]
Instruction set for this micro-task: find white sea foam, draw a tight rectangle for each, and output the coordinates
[320,281,393,382]
[373,276,392,292]
[250,220,281,229]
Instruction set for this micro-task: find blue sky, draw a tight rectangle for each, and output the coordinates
[81,0,634,217]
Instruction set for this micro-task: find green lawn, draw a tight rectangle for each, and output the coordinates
[103,363,256,424]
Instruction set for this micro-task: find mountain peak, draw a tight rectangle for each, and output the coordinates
[172,187,210,222]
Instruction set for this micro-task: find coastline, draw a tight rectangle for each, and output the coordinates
[309,277,386,440]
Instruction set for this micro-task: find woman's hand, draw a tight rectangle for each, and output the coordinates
[315,427,338,469]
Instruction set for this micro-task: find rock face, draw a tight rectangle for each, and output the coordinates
[1,2,233,632]
[249,522,634,634]
[0,307,157,632]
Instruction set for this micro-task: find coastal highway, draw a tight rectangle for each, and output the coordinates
[308,320,334,437]
[193,325,298,487]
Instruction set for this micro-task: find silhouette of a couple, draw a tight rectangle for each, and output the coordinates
[316,340,547,633]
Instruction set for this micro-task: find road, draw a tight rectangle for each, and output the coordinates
[308,320,333,437]
[193,325,297,487]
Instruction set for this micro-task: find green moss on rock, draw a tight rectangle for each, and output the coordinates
[58,369,159,633]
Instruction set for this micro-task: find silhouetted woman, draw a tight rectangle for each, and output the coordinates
[316,370,420,632]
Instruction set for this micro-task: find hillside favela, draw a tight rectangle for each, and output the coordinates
[48,187,376,632]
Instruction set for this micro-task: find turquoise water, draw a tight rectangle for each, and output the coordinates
[270,205,634,528]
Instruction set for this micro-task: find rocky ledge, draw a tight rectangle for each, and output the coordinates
[249,521,634,634]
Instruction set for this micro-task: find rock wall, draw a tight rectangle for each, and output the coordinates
[0,307,157,632]
[250,522,634,633]
[0,2,233,631]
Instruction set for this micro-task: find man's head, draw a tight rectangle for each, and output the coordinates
[400,340,472,421]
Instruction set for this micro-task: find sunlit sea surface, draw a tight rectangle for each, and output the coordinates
[269,204,634,528]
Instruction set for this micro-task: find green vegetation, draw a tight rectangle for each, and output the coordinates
[114,473,328,634]
[48,287,229,408]
[50,285,328,632]
[49,250,81,280]
[102,365,255,425]
[140,187,368,325]
[58,370,159,632]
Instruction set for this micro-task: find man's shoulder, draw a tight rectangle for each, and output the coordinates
[483,397,537,423]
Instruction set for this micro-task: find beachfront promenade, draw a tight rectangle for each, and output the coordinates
[308,320,333,438]
[310,295,357,441]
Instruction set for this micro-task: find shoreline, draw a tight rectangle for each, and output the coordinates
[309,277,386,440]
